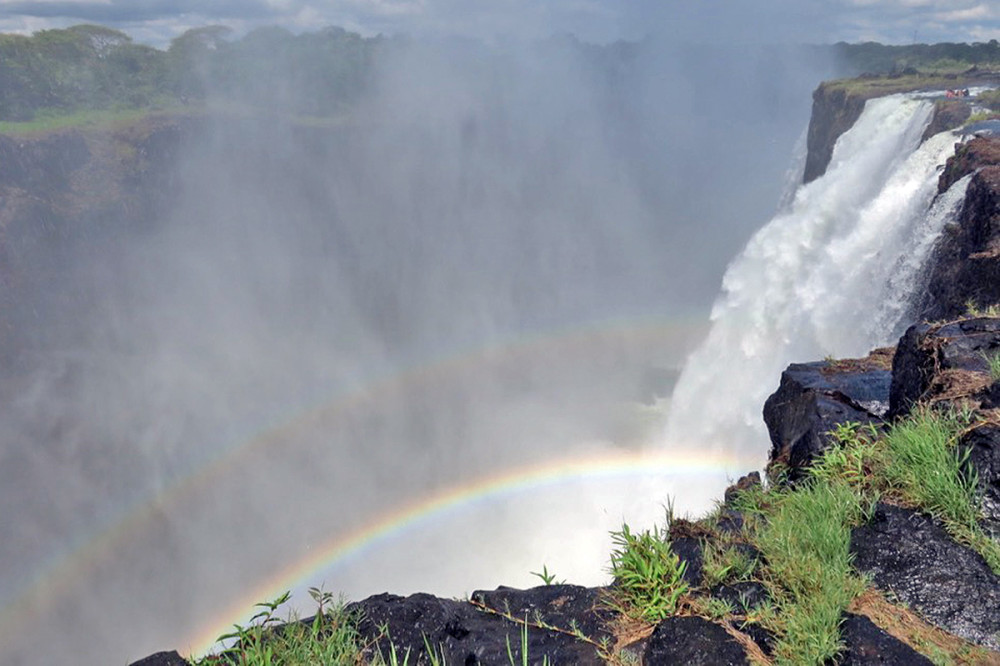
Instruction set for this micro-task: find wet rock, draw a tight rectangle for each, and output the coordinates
[763,356,890,481]
[670,536,704,587]
[347,587,609,665]
[919,143,1000,322]
[937,135,1000,194]
[127,651,190,666]
[888,318,1000,417]
[724,472,761,505]
[470,584,616,645]
[959,424,1000,539]
[644,616,749,665]
[849,503,1000,649]
[922,99,971,143]
[804,83,869,184]
[838,613,934,665]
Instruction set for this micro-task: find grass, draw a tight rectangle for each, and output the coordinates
[192,590,369,665]
[607,522,689,622]
[752,475,869,664]
[0,106,177,136]
[822,72,997,99]
[982,350,1000,382]
[965,300,1000,318]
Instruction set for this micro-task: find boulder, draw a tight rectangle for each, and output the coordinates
[838,613,934,665]
[888,318,1000,417]
[849,503,1000,649]
[643,616,749,665]
[346,586,610,665]
[763,353,891,481]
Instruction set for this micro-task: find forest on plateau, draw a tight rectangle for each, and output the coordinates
[1,23,999,126]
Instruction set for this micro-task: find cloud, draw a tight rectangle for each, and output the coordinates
[0,0,995,45]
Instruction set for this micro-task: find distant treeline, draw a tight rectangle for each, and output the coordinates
[0,24,381,121]
[832,40,1000,76]
[1,23,999,123]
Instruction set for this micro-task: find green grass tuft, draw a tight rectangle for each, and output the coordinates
[608,522,689,622]
[754,475,868,665]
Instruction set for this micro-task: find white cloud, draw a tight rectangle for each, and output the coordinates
[936,4,994,22]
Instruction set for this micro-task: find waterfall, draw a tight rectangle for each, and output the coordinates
[666,93,972,463]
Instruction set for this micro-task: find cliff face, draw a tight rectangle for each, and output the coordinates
[803,72,998,183]
[918,138,1000,321]
[0,116,197,366]
[803,83,869,184]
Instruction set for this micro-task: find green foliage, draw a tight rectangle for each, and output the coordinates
[529,564,564,586]
[193,590,368,666]
[964,299,1000,318]
[833,40,1000,76]
[700,540,758,588]
[981,350,1000,382]
[608,523,689,622]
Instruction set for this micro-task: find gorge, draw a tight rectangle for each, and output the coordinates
[2,40,1000,664]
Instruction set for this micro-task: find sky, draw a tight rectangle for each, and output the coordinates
[0,0,996,48]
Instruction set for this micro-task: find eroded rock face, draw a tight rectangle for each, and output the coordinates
[763,353,891,481]
[643,616,749,666]
[850,503,1000,650]
[918,137,1000,322]
[804,83,869,184]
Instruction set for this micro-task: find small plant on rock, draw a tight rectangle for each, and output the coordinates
[608,522,689,622]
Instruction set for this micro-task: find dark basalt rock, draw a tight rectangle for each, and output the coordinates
[737,621,775,657]
[837,613,934,665]
[669,536,705,587]
[919,139,1000,322]
[888,317,1000,417]
[804,83,869,184]
[127,651,190,666]
[959,425,1000,539]
[470,584,616,645]
[346,586,610,665]
[643,616,749,665]
[763,355,890,481]
[849,503,1000,649]
[921,99,972,143]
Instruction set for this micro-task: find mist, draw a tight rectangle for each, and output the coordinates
[0,31,836,664]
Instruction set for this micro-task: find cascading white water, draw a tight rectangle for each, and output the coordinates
[666,93,972,462]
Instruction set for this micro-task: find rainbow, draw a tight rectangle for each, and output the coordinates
[0,315,727,660]
[184,446,751,657]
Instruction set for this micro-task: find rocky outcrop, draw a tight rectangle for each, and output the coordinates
[918,138,1000,321]
[887,317,1000,417]
[804,75,998,184]
[763,350,892,480]
[346,587,614,665]
[804,83,869,184]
